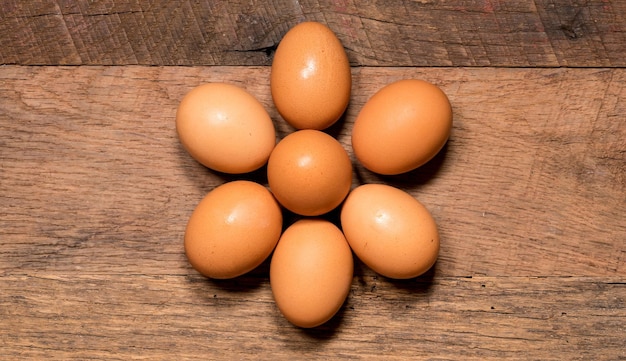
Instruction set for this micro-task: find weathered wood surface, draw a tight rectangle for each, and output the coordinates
[1,274,624,360]
[1,0,625,67]
[1,66,624,359]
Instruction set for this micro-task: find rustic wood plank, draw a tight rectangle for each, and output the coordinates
[0,273,624,360]
[0,65,624,278]
[1,0,624,66]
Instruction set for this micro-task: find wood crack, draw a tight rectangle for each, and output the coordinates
[228,44,278,57]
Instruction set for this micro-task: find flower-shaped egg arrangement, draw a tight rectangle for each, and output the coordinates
[176,22,453,328]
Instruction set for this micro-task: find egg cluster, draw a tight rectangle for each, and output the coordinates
[176,22,452,328]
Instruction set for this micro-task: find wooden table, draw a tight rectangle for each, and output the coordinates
[1,1,624,360]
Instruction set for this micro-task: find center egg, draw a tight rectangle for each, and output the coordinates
[267,129,352,216]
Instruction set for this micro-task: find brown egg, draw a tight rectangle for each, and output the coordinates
[270,219,353,328]
[176,83,276,174]
[184,181,283,279]
[270,21,351,130]
[351,79,452,175]
[340,184,439,279]
[267,130,352,216]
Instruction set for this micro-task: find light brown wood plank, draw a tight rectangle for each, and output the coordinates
[0,65,624,278]
[1,0,624,66]
[0,274,624,360]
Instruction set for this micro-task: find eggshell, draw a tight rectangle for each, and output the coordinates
[267,129,352,216]
[351,79,452,175]
[270,21,351,130]
[270,219,353,328]
[184,181,283,279]
[340,184,439,279]
[176,83,276,174]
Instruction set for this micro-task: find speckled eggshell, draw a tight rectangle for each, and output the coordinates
[270,219,354,328]
[270,21,351,130]
[184,180,283,279]
[340,183,439,279]
[176,83,276,174]
[351,79,452,175]
[267,129,352,216]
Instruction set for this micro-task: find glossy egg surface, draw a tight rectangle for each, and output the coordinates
[176,83,276,174]
[184,180,283,279]
[270,21,351,130]
[270,219,353,328]
[351,79,452,175]
[341,183,439,279]
[267,129,352,216]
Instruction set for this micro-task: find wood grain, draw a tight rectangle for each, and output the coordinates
[1,0,625,66]
[2,0,625,358]
[1,274,624,360]
[1,66,623,277]
[0,65,624,358]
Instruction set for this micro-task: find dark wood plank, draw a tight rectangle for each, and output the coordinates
[0,273,624,360]
[0,66,624,278]
[1,0,624,66]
